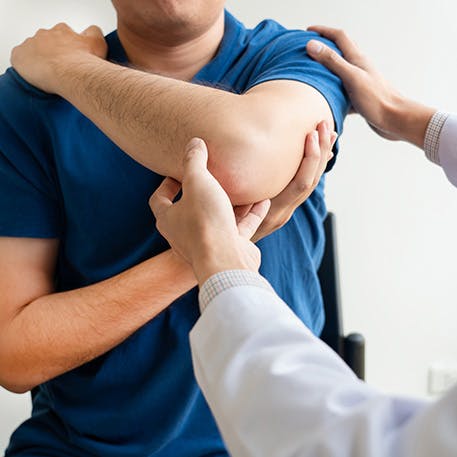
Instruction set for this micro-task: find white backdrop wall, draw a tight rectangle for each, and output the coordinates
[1,0,456,452]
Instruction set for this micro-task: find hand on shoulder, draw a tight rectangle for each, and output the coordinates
[10,23,107,95]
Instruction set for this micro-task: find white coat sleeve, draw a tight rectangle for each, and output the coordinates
[190,271,457,457]
[424,112,457,187]
[438,114,457,187]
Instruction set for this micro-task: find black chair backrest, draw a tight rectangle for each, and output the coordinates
[318,212,365,380]
[318,212,344,355]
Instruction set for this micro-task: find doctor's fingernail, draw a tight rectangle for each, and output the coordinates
[307,40,323,55]
[186,137,203,152]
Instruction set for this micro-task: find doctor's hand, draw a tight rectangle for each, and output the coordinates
[306,26,435,148]
[11,23,107,94]
[149,138,271,286]
[249,121,337,242]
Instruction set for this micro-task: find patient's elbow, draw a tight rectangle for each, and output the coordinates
[0,370,34,394]
[0,352,35,394]
[1,380,32,395]
[207,127,294,205]
[213,162,265,206]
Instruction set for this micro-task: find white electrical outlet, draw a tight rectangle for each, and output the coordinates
[428,364,457,395]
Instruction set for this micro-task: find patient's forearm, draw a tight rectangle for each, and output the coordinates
[53,56,334,205]
[0,250,195,393]
[55,55,260,189]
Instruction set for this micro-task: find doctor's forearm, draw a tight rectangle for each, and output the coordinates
[387,97,435,149]
[191,278,428,457]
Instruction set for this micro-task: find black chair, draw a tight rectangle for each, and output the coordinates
[318,212,365,380]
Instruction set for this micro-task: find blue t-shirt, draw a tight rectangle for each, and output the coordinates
[2,11,349,457]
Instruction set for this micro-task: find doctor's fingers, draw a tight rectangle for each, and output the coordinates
[237,199,271,240]
[249,126,331,243]
[149,177,182,218]
[307,26,369,69]
[258,125,327,219]
[291,122,334,195]
[306,38,361,85]
[181,138,209,184]
[316,121,337,177]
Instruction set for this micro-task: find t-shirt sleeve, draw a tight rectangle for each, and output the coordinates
[0,69,62,238]
[244,28,350,171]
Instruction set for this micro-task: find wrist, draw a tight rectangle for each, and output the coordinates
[387,96,436,148]
[192,239,257,286]
[52,52,101,98]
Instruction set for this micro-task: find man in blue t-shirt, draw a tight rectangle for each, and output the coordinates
[1,2,349,456]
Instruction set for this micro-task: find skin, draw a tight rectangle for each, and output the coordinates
[305,26,436,149]
[147,30,450,457]
[2,2,337,391]
[10,23,334,205]
[150,139,268,285]
[111,0,226,77]
[151,128,335,285]
[111,0,226,46]
[0,241,196,393]
[0,126,331,393]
